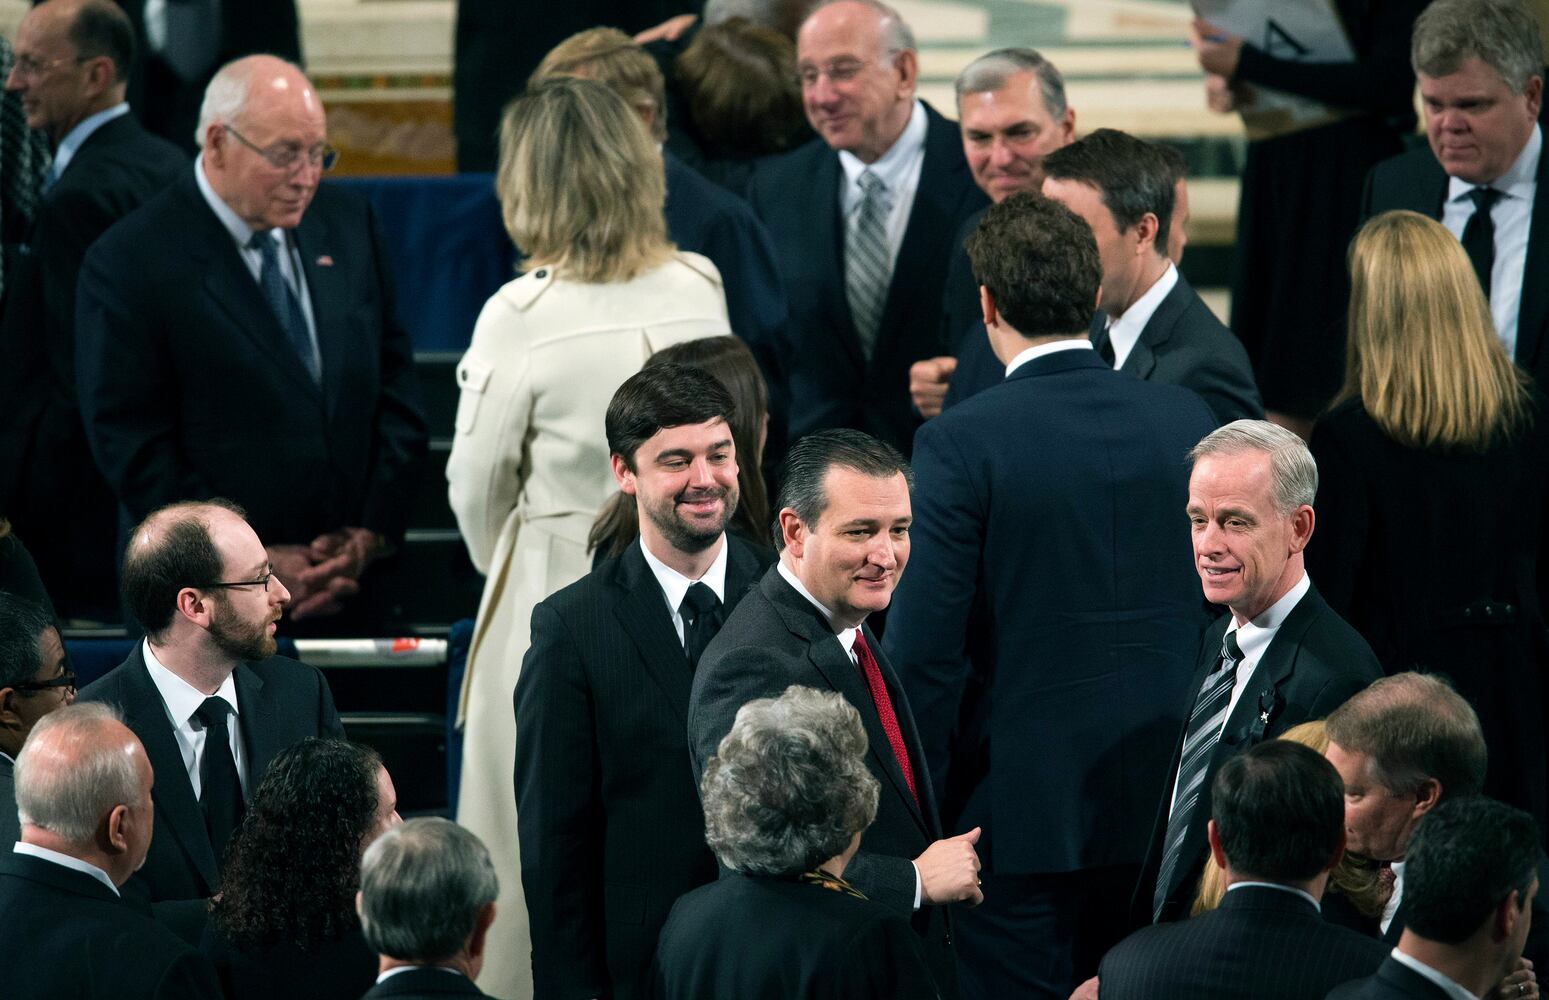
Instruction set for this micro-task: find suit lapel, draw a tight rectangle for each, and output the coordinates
[1218,584,1325,742]
[234,662,281,792]
[1515,148,1549,374]
[1126,275,1193,381]
[116,649,220,890]
[611,545,695,726]
[292,203,348,412]
[815,150,866,370]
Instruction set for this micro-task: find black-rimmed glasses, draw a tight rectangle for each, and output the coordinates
[223,124,338,172]
[204,571,274,592]
[15,667,76,695]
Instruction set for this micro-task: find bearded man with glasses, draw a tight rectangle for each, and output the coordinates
[78,498,345,944]
[75,54,428,633]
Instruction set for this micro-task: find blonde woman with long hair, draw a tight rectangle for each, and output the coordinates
[1307,208,1547,829]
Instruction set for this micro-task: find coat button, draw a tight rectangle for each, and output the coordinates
[535,268,547,278]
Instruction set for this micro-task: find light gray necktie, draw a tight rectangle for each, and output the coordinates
[845,169,891,361]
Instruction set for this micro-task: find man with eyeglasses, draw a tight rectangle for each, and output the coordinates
[78,498,345,943]
[0,592,74,853]
[75,54,428,631]
[746,0,986,458]
[0,0,184,624]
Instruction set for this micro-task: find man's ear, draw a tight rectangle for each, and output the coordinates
[1132,212,1160,257]
[1206,819,1229,870]
[0,687,20,730]
[892,48,918,94]
[610,453,637,494]
[104,802,131,855]
[1287,505,1315,553]
[779,508,806,557]
[1412,777,1443,819]
[979,285,998,329]
[175,586,213,628]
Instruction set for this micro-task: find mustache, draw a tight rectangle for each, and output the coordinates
[676,486,729,503]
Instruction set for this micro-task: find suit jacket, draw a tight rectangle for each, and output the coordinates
[1139,585,1382,924]
[886,348,1216,874]
[1327,955,1460,1000]
[202,922,377,1000]
[1089,272,1262,426]
[361,967,492,999]
[0,752,17,853]
[652,872,939,1000]
[0,852,222,1000]
[688,566,957,994]
[1378,853,1549,975]
[77,645,344,937]
[76,169,429,549]
[1362,140,1549,389]
[514,535,772,1000]
[1098,885,1387,1000]
[747,102,989,454]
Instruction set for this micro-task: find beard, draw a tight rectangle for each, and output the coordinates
[209,598,278,662]
[641,481,740,554]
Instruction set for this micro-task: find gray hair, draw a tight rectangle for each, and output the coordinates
[195,61,252,147]
[1411,0,1544,92]
[805,0,916,54]
[705,0,816,32]
[15,703,143,843]
[359,818,499,963]
[701,685,880,875]
[955,47,1068,120]
[1188,419,1318,514]
[1325,672,1487,800]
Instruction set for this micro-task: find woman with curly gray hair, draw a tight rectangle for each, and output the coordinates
[652,685,937,999]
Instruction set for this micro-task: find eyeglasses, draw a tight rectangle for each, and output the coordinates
[223,125,338,172]
[9,53,89,79]
[204,570,274,592]
[15,666,76,696]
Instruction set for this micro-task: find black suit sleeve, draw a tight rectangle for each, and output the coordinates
[312,664,346,739]
[514,601,609,1000]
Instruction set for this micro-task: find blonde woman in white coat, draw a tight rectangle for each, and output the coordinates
[446,77,729,1000]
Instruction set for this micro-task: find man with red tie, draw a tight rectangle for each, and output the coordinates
[689,427,981,1000]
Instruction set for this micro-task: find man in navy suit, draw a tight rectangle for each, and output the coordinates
[76,54,427,628]
[1098,741,1387,1000]
[748,0,986,455]
[1330,798,1540,1000]
[884,193,1216,999]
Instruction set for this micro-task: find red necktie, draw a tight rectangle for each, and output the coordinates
[852,632,919,807]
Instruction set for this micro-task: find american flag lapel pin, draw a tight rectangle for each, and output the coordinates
[316,254,334,267]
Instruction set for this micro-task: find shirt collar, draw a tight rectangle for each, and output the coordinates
[1389,949,1479,1000]
[1224,880,1320,911]
[50,103,131,179]
[1448,122,1541,203]
[142,637,240,728]
[839,100,927,193]
[639,535,729,613]
[1105,262,1179,363]
[376,966,467,984]
[1227,571,1310,665]
[1005,337,1092,377]
[195,152,275,250]
[776,559,862,653]
[13,842,119,895]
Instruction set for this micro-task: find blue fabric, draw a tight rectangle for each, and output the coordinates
[444,616,475,814]
[332,175,514,352]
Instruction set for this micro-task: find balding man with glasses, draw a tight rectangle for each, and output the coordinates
[79,498,345,942]
[76,54,427,631]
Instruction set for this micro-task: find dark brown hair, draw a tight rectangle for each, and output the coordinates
[676,18,806,156]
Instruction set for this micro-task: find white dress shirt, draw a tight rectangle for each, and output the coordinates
[1004,337,1093,378]
[839,101,928,276]
[375,966,468,984]
[1224,880,1320,911]
[1442,123,1540,359]
[48,103,133,183]
[13,842,118,895]
[776,559,922,908]
[193,153,322,372]
[1389,948,1478,1000]
[1221,572,1312,728]
[142,639,249,798]
[640,535,729,646]
[1105,262,1179,370]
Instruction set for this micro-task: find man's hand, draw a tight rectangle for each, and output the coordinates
[909,356,957,420]
[1069,977,1100,1000]
[1204,73,1241,114]
[634,13,697,44]
[1493,958,1537,999]
[1191,18,1243,78]
[916,826,983,906]
[308,527,384,584]
[267,544,325,605]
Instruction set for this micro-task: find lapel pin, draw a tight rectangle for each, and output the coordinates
[316,254,334,267]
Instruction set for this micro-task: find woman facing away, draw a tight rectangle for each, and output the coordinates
[446,75,731,1000]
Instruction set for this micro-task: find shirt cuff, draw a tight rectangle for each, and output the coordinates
[912,860,923,910]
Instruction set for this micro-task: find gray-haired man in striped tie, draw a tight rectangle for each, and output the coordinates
[1138,419,1380,925]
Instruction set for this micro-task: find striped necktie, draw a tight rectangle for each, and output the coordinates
[845,169,891,362]
[1153,630,1244,920]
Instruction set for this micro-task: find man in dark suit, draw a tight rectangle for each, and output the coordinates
[77,499,345,940]
[1330,798,1540,1000]
[748,0,987,455]
[359,818,497,1000]
[1099,741,1387,1000]
[884,193,1216,1000]
[76,55,428,628]
[0,0,184,620]
[0,592,73,853]
[4,702,221,999]
[1362,0,1546,385]
[1141,420,1381,926]
[1324,672,1549,982]
[516,364,772,1000]
[689,428,983,998]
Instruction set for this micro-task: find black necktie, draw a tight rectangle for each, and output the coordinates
[248,230,321,384]
[679,582,724,672]
[1097,331,1116,367]
[195,696,245,864]
[1154,631,1245,920]
[1461,186,1502,299]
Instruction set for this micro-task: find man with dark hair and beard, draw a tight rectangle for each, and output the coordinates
[77,499,344,943]
[514,362,772,1000]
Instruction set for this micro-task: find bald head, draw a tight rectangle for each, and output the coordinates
[796,0,917,162]
[5,0,133,145]
[15,703,154,884]
[198,55,329,230]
